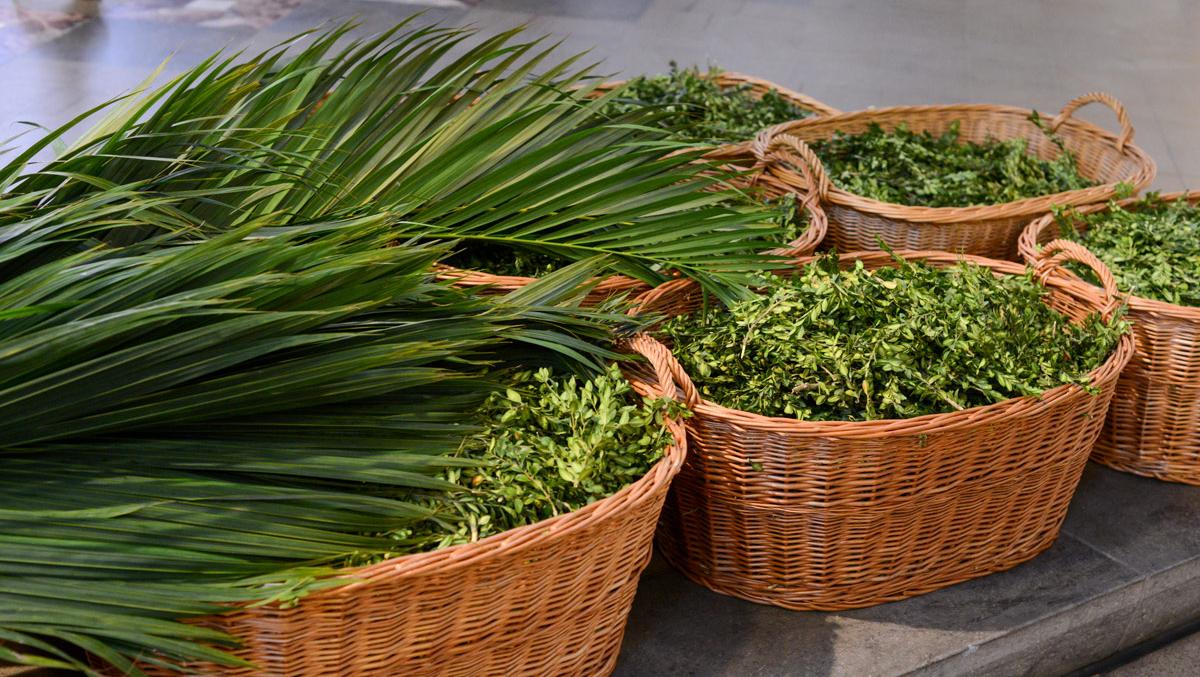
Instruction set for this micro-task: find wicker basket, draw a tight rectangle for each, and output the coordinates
[624,244,1133,610]
[594,70,840,154]
[1019,191,1200,484]
[752,92,1157,260]
[435,264,652,305]
[130,391,687,676]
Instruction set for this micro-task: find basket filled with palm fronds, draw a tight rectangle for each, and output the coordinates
[752,92,1156,259]
[0,23,744,677]
[146,360,687,677]
[624,243,1132,610]
[593,64,839,151]
[1020,191,1200,485]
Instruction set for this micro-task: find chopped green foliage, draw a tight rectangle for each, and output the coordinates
[1059,195,1200,307]
[659,254,1125,421]
[771,193,808,245]
[600,63,811,143]
[811,121,1095,207]
[369,365,680,556]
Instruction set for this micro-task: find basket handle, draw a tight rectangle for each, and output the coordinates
[753,129,832,203]
[1033,239,1121,319]
[627,334,702,408]
[1048,92,1134,152]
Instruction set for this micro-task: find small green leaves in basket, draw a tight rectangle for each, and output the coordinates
[386,365,683,553]
[1059,194,1200,307]
[659,254,1125,421]
[810,121,1095,207]
[601,63,812,144]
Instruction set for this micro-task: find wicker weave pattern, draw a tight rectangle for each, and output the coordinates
[753,93,1157,260]
[434,265,651,305]
[626,248,1133,610]
[1019,191,1200,484]
[135,402,687,676]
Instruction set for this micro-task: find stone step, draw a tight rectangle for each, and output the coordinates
[616,463,1200,677]
[1106,630,1200,676]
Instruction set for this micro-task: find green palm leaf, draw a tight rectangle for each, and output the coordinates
[5,21,783,304]
[0,194,631,673]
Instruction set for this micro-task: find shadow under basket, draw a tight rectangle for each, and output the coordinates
[1020,191,1200,485]
[624,244,1133,610]
[113,409,686,676]
[752,92,1157,261]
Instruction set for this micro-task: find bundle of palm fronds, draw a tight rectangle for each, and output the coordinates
[0,199,635,674]
[0,18,790,676]
[6,20,783,303]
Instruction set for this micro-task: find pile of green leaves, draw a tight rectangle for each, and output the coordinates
[659,254,1125,421]
[811,121,1096,207]
[10,25,783,305]
[600,63,811,143]
[771,193,808,246]
[1059,195,1200,306]
[0,202,637,675]
[0,20,754,676]
[375,365,680,556]
[448,192,807,277]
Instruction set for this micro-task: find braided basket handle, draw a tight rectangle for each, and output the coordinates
[753,128,832,203]
[1034,239,1121,319]
[1048,92,1134,152]
[627,334,702,408]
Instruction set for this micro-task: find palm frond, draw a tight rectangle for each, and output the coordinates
[0,189,627,673]
[5,21,783,303]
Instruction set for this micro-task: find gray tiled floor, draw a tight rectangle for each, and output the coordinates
[5,1,1200,676]
[1110,630,1200,676]
[3,0,1199,196]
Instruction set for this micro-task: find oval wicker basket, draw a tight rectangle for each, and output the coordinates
[752,92,1157,260]
[129,392,687,676]
[624,244,1134,610]
[594,70,841,154]
[1019,190,1200,485]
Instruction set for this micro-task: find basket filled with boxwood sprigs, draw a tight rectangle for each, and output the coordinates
[752,92,1157,259]
[363,365,686,555]
[595,63,838,146]
[624,246,1132,610]
[809,121,1095,209]
[1020,190,1200,485]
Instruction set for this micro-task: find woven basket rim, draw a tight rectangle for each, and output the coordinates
[1019,189,1200,321]
[631,249,1135,440]
[322,412,686,591]
[433,264,649,295]
[756,100,1157,224]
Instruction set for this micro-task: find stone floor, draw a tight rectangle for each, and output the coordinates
[2,0,1199,193]
[3,1,1200,676]
[1110,630,1200,676]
